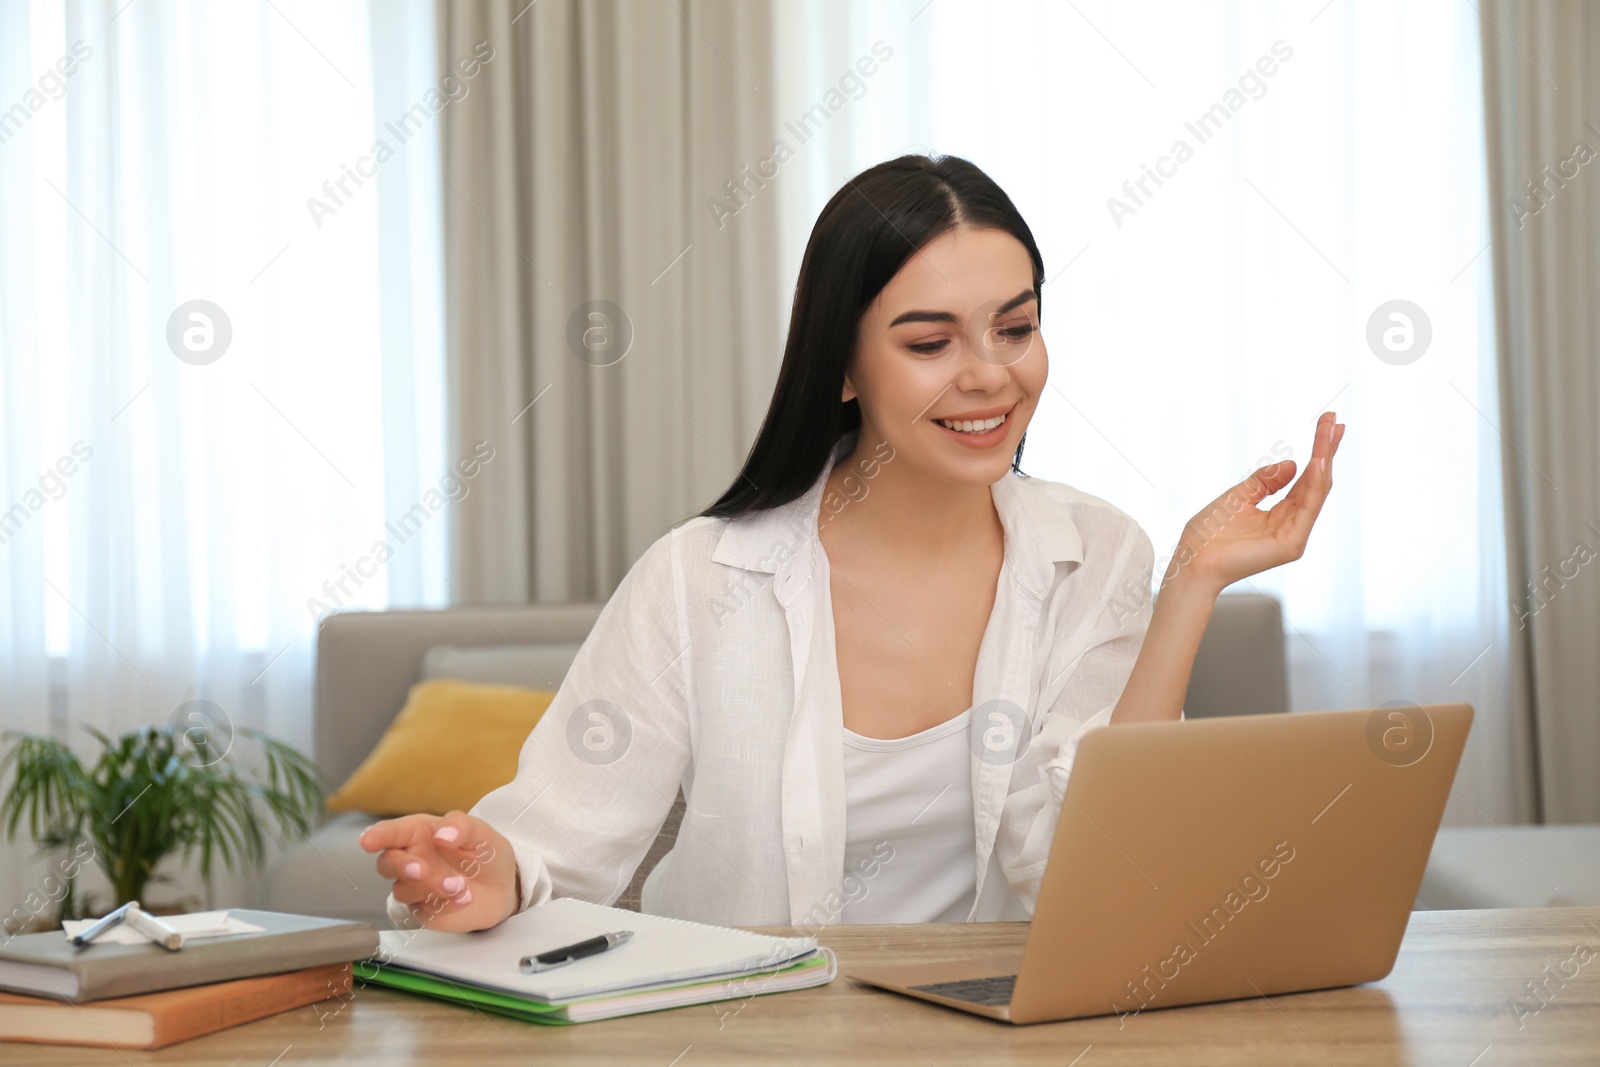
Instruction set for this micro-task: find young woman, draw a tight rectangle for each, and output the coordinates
[361,154,1344,931]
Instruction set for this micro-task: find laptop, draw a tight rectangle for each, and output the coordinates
[846,703,1474,1024]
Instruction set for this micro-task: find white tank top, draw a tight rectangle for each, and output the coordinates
[838,708,977,923]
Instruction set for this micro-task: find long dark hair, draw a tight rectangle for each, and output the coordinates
[701,153,1046,519]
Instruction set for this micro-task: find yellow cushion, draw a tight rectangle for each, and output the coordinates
[326,679,555,817]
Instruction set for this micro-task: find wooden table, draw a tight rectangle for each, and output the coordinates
[14,907,1600,1065]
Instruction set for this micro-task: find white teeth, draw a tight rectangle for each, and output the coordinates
[938,412,1007,434]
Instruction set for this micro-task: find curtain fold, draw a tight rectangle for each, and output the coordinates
[0,0,447,923]
[438,0,782,604]
[1479,1,1600,823]
[784,0,1521,824]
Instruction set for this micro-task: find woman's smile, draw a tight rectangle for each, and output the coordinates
[933,402,1017,448]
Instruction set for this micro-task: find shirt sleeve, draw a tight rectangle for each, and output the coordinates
[387,528,693,927]
[993,517,1155,914]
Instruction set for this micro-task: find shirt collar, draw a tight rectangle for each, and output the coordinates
[709,430,1084,597]
[992,464,1084,597]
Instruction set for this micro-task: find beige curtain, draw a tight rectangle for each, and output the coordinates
[436,0,783,602]
[1480,1,1600,822]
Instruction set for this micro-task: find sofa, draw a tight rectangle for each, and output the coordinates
[260,594,1290,924]
[262,592,1595,924]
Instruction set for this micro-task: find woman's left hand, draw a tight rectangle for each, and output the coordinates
[1166,411,1345,593]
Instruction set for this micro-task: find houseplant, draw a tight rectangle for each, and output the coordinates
[0,717,324,923]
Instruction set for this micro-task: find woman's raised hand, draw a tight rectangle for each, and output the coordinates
[1167,411,1346,593]
[360,810,520,932]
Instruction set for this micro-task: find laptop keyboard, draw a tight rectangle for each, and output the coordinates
[909,974,1018,1006]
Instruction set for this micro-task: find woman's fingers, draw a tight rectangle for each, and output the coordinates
[393,851,473,906]
[374,847,425,883]
[361,811,480,907]
[1238,457,1297,507]
[359,813,439,854]
[429,809,476,854]
[1231,412,1342,513]
[1272,415,1344,558]
[363,816,454,899]
[1174,412,1347,590]
[391,878,439,907]
[1275,415,1332,503]
[1284,414,1343,524]
[431,810,504,878]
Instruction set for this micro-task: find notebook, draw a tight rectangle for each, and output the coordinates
[59,909,265,945]
[356,897,835,1023]
[0,963,351,1049]
[0,910,378,1002]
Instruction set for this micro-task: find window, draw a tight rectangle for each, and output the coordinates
[774,0,1513,820]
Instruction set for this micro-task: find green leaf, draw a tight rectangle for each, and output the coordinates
[1,721,326,910]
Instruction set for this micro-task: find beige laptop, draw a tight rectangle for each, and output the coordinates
[847,703,1474,1024]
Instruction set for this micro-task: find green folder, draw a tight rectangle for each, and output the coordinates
[354,951,833,1025]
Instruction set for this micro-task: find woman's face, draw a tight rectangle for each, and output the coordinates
[846,224,1047,487]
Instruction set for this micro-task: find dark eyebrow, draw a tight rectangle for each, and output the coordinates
[887,289,1037,328]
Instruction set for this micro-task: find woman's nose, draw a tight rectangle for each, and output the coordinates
[954,318,1026,390]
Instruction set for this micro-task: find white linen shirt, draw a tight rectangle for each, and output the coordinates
[391,433,1156,928]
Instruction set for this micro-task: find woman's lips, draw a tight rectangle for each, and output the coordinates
[932,406,1014,449]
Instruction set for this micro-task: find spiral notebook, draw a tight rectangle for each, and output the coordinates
[355,898,834,1024]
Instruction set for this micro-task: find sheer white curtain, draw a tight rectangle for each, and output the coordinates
[772,1,1519,824]
[0,0,447,916]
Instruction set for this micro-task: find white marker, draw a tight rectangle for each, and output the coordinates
[125,905,185,951]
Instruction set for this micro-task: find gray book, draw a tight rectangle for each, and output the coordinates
[0,909,378,1002]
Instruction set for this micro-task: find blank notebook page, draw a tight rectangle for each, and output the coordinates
[374,898,817,1003]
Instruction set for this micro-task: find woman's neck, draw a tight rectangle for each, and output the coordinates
[820,430,1002,561]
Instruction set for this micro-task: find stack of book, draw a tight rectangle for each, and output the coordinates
[0,909,377,1050]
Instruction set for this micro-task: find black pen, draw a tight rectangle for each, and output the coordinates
[519,930,633,973]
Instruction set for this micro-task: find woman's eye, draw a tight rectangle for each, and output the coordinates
[906,323,1033,355]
